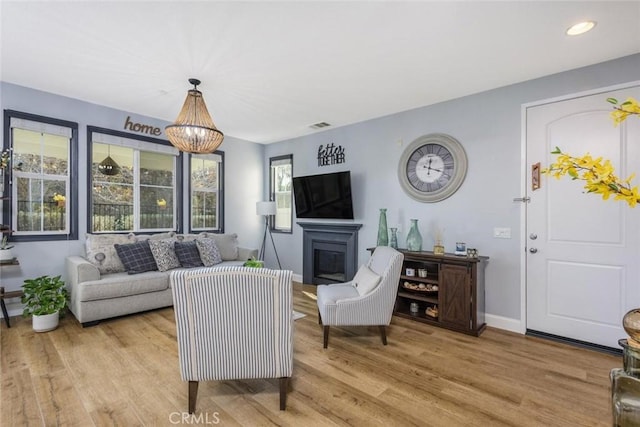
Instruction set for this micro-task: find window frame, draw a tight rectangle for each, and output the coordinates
[86,126,183,235]
[188,151,225,234]
[269,154,293,234]
[2,110,79,242]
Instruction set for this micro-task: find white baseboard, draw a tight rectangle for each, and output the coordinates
[486,314,524,334]
[293,273,303,283]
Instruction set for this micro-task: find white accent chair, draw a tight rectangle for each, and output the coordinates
[171,266,293,412]
[316,246,404,348]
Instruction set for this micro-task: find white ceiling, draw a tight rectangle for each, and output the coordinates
[1,1,639,144]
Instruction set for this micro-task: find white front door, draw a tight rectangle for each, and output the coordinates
[526,85,640,349]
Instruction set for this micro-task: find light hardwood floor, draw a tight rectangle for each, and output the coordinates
[1,283,619,426]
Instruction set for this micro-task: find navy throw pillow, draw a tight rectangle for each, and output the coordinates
[174,240,204,268]
[114,240,158,274]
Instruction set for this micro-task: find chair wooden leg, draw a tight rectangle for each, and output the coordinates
[279,377,288,410]
[323,325,330,348]
[379,325,387,345]
[188,381,199,414]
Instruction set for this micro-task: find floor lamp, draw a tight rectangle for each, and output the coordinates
[256,201,282,269]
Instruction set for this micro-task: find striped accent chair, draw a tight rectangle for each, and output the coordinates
[170,266,293,412]
[316,246,404,348]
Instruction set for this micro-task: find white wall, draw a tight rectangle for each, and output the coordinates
[263,53,640,327]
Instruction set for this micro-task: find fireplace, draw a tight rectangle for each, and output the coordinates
[298,222,362,285]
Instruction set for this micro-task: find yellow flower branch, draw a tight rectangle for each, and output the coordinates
[543,96,640,207]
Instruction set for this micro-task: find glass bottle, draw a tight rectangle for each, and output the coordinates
[377,208,388,246]
[406,219,422,251]
[389,227,398,249]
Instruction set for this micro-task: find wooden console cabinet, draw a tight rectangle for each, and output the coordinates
[389,249,488,336]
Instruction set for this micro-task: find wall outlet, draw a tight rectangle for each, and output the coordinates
[493,227,511,239]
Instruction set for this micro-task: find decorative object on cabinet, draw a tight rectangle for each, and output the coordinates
[370,248,487,336]
[389,227,398,249]
[397,133,468,203]
[433,242,445,255]
[454,242,466,256]
[406,219,422,251]
[611,309,640,425]
[376,208,388,246]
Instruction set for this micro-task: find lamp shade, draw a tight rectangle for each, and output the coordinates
[98,155,120,176]
[256,201,277,216]
[165,79,224,154]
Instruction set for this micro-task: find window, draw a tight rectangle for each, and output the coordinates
[3,110,78,241]
[269,155,292,233]
[88,127,181,233]
[189,153,224,233]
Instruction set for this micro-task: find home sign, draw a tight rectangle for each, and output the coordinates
[124,116,162,136]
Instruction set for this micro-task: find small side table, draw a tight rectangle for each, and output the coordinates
[0,286,23,328]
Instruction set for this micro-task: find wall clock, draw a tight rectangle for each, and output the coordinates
[397,133,468,203]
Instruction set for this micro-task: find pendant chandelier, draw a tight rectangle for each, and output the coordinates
[165,78,224,154]
[98,145,120,176]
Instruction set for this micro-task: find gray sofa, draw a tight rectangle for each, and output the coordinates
[65,232,257,326]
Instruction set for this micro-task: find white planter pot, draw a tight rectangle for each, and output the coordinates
[0,248,13,261]
[32,311,59,332]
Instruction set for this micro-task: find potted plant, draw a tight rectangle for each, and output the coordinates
[21,275,68,332]
[243,257,264,268]
[0,235,14,262]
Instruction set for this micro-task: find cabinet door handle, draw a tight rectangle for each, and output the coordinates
[529,248,538,254]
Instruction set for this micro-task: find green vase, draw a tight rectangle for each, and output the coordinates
[389,227,398,249]
[406,219,422,251]
[377,208,388,246]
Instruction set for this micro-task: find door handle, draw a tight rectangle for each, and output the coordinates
[529,248,538,254]
[530,233,537,240]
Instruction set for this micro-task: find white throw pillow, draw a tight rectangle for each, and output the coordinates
[352,265,381,296]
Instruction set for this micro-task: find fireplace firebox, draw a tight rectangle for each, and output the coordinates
[298,222,362,285]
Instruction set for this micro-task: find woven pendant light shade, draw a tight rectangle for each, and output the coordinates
[165,79,224,154]
[98,145,120,176]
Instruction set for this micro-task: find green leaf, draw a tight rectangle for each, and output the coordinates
[621,101,632,106]
[607,98,619,104]
[609,183,620,191]
[551,146,562,154]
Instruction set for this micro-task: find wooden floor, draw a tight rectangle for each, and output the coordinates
[1,283,619,426]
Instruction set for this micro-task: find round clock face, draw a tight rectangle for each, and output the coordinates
[398,134,467,203]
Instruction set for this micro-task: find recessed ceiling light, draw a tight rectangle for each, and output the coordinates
[566,21,596,36]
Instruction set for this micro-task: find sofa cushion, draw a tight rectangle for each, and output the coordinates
[207,233,239,260]
[352,264,382,296]
[174,241,204,268]
[148,238,181,272]
[77,271,170,302]
[175,232,210,242]
[135,231,176,241]
[196,238,223,267]
[85,233,135,274]
[114,241,158,274]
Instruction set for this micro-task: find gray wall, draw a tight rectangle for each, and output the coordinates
[264,53,640,326]
[0,82,265,297]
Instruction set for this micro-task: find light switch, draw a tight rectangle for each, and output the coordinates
[494,227,511,239]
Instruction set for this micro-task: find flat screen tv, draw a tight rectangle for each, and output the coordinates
[292,171,354,219]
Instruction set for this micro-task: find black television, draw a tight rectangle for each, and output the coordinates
[292,171,354,219]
